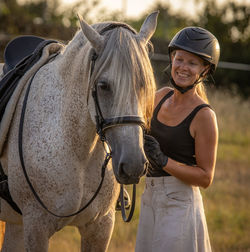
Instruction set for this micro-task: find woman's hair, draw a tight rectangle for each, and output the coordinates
[196,82,209,103]
[196,59,210,103]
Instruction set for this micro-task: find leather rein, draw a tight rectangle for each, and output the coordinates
[18,24,145,221]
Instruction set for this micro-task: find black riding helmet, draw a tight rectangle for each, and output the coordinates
[167,27,220,94]
[168,26,220,74]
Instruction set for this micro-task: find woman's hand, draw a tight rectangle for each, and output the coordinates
[144,134,168,171]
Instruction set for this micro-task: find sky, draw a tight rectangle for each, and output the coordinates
[62,0,250,19]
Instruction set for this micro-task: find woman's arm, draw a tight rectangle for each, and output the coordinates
[163,108,218,188]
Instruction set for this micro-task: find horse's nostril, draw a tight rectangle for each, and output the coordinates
[118,162,135,177]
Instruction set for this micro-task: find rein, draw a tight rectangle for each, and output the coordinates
[18,24,145,221]
[18,54,112,218]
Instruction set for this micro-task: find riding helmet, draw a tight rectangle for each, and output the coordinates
[168,27,220,74]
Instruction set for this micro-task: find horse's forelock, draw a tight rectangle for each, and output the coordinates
[91,25,156,129]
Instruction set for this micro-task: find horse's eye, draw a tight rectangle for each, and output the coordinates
[98,81,110,91]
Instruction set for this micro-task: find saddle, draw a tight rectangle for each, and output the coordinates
[3,35,45,75]
[0,36,58,122]
[0,35,59,215]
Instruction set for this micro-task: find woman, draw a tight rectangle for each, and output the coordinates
[135,27,220,252]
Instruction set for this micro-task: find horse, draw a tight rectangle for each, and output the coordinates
[0,11,158,251]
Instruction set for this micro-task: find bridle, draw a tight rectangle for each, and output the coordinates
[90,52,145,142]
[90,23,146,140]
[89,25,146,222]
[18,23,146,221]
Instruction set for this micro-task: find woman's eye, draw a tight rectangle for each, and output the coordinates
[98,81,110,91]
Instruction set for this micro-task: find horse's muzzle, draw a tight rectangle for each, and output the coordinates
[116,176,141,185]
[114,158,147,185]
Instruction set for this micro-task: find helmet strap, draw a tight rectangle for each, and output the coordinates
[170,78,194,94]
[170,68,207,94]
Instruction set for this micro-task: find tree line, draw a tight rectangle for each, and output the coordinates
[0,0,249,98]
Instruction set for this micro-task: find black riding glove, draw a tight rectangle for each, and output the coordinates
[144,134,168,171]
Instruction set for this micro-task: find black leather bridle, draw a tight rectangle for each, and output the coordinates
[90,23,146,139]
[91,54,145,142]
[89,25,146,222]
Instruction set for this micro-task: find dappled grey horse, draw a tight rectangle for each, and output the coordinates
[0,11,158,251]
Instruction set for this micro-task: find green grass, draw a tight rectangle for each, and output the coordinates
[47,89,250,251]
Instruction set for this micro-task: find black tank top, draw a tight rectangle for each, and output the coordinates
[147,90,211,177]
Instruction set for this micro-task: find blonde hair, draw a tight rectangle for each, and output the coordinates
[196,82,209,103]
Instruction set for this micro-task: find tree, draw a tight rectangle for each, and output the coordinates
[0,0,106,61]
[193,0,250,97]
[128,0,250,98]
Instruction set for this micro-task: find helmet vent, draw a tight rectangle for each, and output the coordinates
[203,40,213,49]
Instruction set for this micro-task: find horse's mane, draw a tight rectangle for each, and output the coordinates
[64,21,156,129]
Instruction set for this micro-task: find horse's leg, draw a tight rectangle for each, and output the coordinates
[78,210,115,252]
[1,223,25,252]
[22,211,56,252]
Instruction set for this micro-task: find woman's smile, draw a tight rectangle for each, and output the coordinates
[176,71,190,79]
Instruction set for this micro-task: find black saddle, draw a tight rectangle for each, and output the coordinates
[0,36,58,122]
[3,35,45,75]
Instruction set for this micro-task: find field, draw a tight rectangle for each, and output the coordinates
[1,89,250,251]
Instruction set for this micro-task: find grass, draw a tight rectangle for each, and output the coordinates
[2,89,250,251]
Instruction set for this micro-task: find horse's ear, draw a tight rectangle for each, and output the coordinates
[138,11,159,44]
[77,14,104,53]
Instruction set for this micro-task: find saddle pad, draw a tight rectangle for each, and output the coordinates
[0,41,64,156]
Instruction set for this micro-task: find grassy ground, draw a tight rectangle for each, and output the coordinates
[2,89,250,251]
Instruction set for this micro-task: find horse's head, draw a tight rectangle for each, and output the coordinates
[78,12,158,184]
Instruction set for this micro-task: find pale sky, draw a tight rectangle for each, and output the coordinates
[62,0,250,18]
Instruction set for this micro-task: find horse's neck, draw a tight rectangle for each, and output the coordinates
[47,39,100,161]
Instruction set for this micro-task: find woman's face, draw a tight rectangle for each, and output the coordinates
[171,50,208,87]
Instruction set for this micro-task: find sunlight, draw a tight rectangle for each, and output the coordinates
[60,0,250,18]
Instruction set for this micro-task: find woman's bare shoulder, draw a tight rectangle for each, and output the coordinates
[193,106,218,137]
[155,86,173,107]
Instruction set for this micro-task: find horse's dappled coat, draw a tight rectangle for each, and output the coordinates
[0,11,158,252]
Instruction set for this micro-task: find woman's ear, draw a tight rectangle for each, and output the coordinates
[171,51,176,63]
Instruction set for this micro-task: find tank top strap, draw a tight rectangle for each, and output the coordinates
[153,90,174,117]
[184,104,212,125]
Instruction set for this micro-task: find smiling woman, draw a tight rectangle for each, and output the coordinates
[135,26,220,252]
